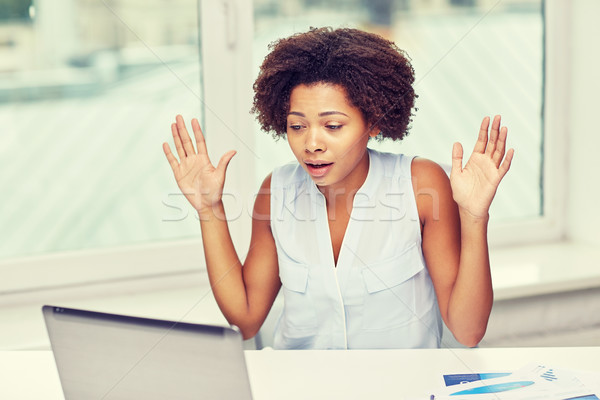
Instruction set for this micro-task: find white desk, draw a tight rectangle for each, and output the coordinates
[1,347,599,399]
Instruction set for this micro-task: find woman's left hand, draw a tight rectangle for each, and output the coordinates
[450,115,514,219]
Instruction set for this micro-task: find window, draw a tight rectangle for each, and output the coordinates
[0,0,563,294]
[251,0,544,226]
[0,0,206,291]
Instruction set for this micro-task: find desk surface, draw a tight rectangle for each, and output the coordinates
[2,347,599,400]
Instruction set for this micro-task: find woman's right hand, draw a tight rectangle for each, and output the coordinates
[163,115,236,214]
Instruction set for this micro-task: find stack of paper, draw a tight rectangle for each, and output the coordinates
[429,364,600,400]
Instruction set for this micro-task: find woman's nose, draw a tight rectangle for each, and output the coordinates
[305,128,326,153]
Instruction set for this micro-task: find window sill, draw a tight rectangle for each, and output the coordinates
[2,240,599,350]
[491,240,600,301]
[0,271,226,350]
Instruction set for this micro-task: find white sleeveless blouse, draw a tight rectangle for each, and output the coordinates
[270,148,442,349]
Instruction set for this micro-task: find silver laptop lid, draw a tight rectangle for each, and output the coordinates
[42,305,253,400]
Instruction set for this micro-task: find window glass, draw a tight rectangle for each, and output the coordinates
[252,0,543,222]
[0,0,202,259]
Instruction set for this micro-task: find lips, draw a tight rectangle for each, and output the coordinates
[305,160,334,178]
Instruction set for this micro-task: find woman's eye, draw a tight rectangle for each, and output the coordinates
[288,124,303,131]
[326,124,343,130]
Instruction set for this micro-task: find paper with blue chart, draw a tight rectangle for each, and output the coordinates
[429,363,600,400]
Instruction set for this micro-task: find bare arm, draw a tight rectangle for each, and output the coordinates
[415,115,513,347]
[163,115,280,339]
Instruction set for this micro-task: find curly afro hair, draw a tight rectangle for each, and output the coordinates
[251,27,417,141]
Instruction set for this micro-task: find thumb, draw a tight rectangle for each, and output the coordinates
[216,150,237,177]
[451,142,463,175]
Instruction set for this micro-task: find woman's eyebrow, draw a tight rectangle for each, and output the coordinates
[287,111,349,117]
[319,111,348,117]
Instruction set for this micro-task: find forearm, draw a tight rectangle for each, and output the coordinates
[163,115,261,335]
[447,209,493,347]
[198,202,252,331]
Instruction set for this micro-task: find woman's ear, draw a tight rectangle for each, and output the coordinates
[368,126,380,138]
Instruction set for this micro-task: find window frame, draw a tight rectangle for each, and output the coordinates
[0,0,567,297]
[0,0,256,297]
[489,0,569,248]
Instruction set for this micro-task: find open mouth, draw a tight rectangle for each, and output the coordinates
[305,161,334,177]
[307,162,332,168]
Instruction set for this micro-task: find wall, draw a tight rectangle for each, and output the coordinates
[566,0,600,246]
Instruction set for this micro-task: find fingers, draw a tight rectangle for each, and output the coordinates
[498,148,515,179]
[473,114,514,180]
[492,125,508,167]
[162,142,180,172]
[175,114,197,156]
[191,118,208,157]
[171,122,186,160]
[473,116,490,154]
[451,142,463,174]
[484,115,501,158]
[474,115,509,167]
[216,150,237,177]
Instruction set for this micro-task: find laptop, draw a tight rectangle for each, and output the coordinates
[42,305,253,400]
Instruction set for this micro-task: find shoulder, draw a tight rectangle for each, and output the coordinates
[410,157,455,223]
[271,161,305,188]
[367,149,448,184]
[411,157,451,189]
[253,164,306,219]
[366,148,409,179]
[253,173,272,221]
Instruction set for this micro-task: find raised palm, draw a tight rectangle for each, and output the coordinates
[163,115,236,213]
[450,115,514,219]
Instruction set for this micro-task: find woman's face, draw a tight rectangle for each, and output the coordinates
[286,82,378,193]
